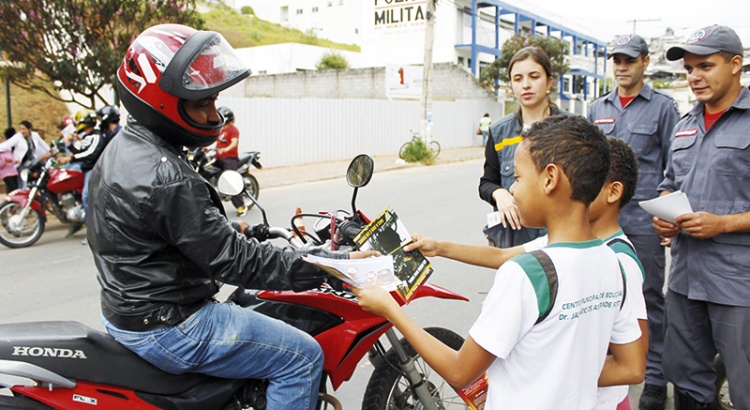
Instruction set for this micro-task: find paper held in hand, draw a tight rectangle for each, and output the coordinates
[302,254,402,291]
[638,191,693,223]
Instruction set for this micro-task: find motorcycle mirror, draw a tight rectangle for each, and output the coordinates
[346,154,374,188]
[217,171,245,196]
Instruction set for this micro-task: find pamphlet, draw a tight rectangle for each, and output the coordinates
[457,372,488,410]
[302,254,400,291]
[353,207,433,301]
[638,190,693,223]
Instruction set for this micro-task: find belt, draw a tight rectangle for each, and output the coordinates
[102,300,207,332]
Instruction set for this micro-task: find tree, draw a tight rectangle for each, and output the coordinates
[0,0,205,109]
[240,6,255,15]
[316,51,349,70]
[479,35,569,92]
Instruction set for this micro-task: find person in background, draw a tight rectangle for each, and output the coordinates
[653,24,750,410]
[215,106,246,216]
[586,34,680,410]
[1,127,19,193]
[96,105,121,145]
[479,46,571,248]
[356,115,644,409]
[57,110,106,239]
[478,112,491,146]
[0,120,52,188]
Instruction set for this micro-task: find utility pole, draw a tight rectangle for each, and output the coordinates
[626,18,661,34]
[420,0,436,142]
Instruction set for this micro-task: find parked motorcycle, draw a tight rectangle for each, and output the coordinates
[0,159,85,248]
[187,147,261,210]
[0,154,473,409]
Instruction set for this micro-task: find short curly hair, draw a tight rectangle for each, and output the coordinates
[522,115,610,205]
[606,137,639,208]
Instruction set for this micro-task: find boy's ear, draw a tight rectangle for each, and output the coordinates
[542,163,560,194]
[607,181,624,204]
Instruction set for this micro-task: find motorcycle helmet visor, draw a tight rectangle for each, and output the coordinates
[159,31,249,101]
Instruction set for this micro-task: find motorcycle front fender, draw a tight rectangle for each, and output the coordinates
[3,190,42,213]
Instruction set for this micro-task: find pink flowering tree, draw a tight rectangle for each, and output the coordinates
[479,34,569,92]
[0,0,204,108]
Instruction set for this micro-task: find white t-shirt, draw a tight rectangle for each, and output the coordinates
[524,232,648,409]
[470,239,641,410]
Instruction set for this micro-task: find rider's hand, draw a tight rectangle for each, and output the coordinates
[403,233,438,257]
[492,188,521,230]
[353,285,399,319]
[349,250,380,259]
[57,155,72,165]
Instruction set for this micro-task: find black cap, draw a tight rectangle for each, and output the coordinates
[609,35,649,59]
[666,25,744,61]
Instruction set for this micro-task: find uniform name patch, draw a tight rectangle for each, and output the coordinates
[594,118,615,124]
[674,128,698,137]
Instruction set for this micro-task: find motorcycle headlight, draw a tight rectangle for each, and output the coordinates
[20,168,30,183]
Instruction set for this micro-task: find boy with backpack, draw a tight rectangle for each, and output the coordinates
[354,115,644,409]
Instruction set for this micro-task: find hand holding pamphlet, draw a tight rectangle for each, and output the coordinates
[638,191,693,223]
[303,207,432,302]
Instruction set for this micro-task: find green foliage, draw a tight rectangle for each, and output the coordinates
[400,138,435,165]
[479,35,570,92]
[316,51,350,70]
[0,0,205,109]
[202,7,359,52]
[240,6,255,15]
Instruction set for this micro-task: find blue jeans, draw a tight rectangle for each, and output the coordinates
[103,301,324,410]
[82,170,92,217]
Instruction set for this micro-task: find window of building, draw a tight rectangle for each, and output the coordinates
[312,6,318,12]
[339,0,344,5]
[328,1,332,6]
[354,28,359,34]
[296,9,303,15]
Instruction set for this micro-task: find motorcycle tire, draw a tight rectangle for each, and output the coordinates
[714,355,735,410]
[0,394,55,409]
[241,172,260,210]
[362,327,468,410]
[0,202,46,249]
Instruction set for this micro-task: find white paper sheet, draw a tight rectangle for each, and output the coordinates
[638,191,693,223]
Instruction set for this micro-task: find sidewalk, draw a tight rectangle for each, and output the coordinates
[252,146,486,190]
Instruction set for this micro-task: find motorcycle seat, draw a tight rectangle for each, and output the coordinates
[0,321,222,395]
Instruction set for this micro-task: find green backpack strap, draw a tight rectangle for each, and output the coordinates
[515,250,558,324]
[606,237,645,282]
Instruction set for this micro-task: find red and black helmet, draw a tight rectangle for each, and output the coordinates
[117,24,250,147]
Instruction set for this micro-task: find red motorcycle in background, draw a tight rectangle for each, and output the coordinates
[0,158,85,248]
[0,155,475,409]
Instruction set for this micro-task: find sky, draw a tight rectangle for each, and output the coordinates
[503,0,750,44]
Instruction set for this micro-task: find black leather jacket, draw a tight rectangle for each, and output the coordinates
[88,121,338,330]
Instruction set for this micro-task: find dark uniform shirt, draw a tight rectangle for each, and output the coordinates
[588,84,680,235]
[658,86,750,306]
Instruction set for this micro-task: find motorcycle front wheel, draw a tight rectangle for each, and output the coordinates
[362,327,469,410]
[241,172,260,210]
[0,202,45,248]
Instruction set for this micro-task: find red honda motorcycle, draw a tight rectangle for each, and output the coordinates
[0,158,85,248]
[0,155,474,409]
